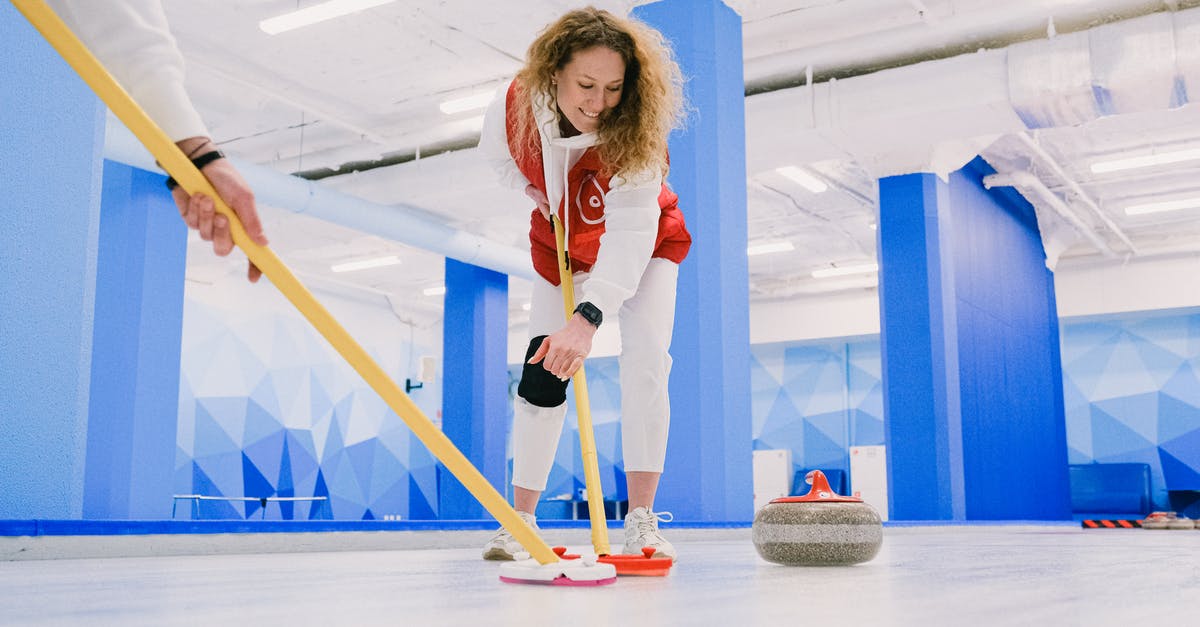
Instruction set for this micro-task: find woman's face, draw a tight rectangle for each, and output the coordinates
[553,45,626,135]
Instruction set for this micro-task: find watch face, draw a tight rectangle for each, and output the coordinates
[576,302,602,326]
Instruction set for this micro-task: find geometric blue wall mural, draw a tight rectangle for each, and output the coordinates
[176,285,440,521]
[525,339,884,510]
[505,357,625,508]
[749,339,885,482]
[1060,308,1200,509]
[176,283,1200,520]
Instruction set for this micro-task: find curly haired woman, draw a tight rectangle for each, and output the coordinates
[478,7,690,562]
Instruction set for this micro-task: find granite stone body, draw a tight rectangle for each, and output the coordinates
[752,501,883,566]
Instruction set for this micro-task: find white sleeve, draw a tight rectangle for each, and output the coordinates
[478,84,532,192]
[579,169,663,318]
[48,0,209,141]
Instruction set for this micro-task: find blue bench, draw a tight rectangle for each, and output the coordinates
[1069,463,1152,517]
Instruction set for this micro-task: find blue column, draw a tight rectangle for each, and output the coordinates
[0,3,106,519]
[878,173,965,520]
[83,162,187,519]
[635,0,753,522]
[878,158,1071,521]
[438,259,509,518]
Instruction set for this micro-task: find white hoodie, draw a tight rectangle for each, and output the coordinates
[47,0,209,141]
[480,85,665,320]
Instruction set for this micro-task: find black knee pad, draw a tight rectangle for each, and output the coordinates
[517,335,569,408]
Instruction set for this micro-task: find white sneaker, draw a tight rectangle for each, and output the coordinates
[623,506,676,561]
[482,511,539,561]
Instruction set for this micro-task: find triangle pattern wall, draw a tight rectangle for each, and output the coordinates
[178,280,1200,520]
[1061,310,1200,508]
[176,289,437,521]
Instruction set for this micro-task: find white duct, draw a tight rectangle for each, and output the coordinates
[747,6,1200,179]
[102,115,534,281]
[743,0,1192,91]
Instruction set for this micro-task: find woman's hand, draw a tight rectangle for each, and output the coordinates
[171,139,269,282]
[527,314,598,379]
[525,184,551,221]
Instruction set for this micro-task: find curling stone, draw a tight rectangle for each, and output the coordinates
[752,470,882,566]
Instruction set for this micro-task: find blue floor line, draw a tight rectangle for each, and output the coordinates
[0,518,1080,537]
[0,519,754,536]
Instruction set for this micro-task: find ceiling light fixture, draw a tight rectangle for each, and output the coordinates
[260,0,398,35]
[330,255,401,273]
[812,263,879,278]
[774,165,828,193]
[1123,196,1200,216]
[1090,147,1200,174]
[440,91,496,115]
[747,240,795,256]
[423,286,447,296]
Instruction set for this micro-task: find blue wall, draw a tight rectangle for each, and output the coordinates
[878,159,1071,521]
[439,259,508,519]
[1062,309,1200,508]
[751,340,885,475]
[174,283,440,521]
[84,162,187,519]
[1,3,106,519]
[637,0,754,522]
[949,160,1070,520]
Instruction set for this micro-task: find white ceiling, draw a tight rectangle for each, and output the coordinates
[163,0,1200,328]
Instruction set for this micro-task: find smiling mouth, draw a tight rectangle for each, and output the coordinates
[581,109,600,119]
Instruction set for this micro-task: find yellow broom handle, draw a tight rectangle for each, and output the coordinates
[13,0,557,566]
[550,215,611,556]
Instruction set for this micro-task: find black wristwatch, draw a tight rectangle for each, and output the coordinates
[573,301,603,328]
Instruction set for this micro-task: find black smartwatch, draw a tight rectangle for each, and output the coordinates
[573,301,603,328]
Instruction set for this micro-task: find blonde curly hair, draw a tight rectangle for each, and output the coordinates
[511,7,684,177]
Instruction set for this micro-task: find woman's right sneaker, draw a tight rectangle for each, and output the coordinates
[623,507,677,561]
[482,511,540,560]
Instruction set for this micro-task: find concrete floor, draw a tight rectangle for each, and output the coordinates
[1,525,1197,626]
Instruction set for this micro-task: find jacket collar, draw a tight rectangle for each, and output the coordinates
[532,90,599,150]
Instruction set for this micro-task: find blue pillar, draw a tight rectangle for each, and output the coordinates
[83,162,187,519]
[438,259,509,518]
[878,173,965,520]
[635,0,753,522]
[0,3,106,519]
[878,158,1071,521]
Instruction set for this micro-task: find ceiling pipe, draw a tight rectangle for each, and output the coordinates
[102,114,534,281]
[1015,132,1140,255]
[742,0,1194,92]
[984,170,1119,258]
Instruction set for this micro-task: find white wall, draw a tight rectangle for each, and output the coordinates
[1054,253,1200,318]
[747,252,1200,345]
[750,289,881,344]
[398,251,1200,368]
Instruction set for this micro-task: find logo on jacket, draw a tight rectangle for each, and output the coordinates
[577,174,607,225]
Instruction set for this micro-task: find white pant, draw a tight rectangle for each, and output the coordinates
[511,258,679,491]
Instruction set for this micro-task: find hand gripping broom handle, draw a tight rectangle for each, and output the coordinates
[549,215,611,556]
[12,0,558,566]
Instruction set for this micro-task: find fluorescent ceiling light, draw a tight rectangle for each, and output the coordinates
[812,263,879,278]
[1124,196,1200,216]
[440,91,496,115]
[1091,147,1200,174]
[330,255,401,273]
[775,166,828,193]
[747,240,795,256]
[260,0,397,35]
[423,286,446,296]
